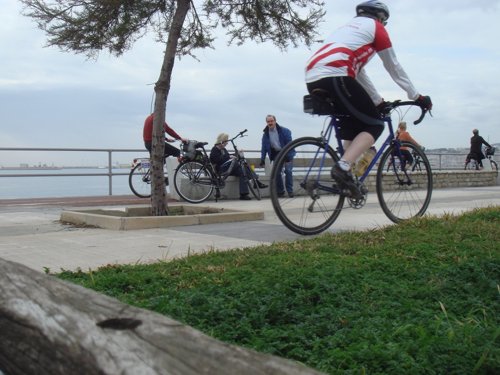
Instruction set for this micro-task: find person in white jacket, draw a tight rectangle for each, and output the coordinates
[305,0,432,198]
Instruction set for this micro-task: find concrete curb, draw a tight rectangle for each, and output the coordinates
[60,205,264,230]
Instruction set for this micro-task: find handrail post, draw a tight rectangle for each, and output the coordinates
[108,150,113,196]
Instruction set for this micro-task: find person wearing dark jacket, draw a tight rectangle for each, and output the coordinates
[210,133,268,200]
[260,115,295,197]
[468,129,491,169]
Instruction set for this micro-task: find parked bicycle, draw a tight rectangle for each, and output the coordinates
[464,145,498,171]
[385,148,424,172]
[387,148,425,172]
[270,90,432,235]
[128,156,168,198]
[411,149,425,172]
[173,130,261,203]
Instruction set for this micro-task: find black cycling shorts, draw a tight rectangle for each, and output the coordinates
[306,76,384,141]
[144,141,180,158]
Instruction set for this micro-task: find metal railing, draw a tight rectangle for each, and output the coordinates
[0,147,149,196]
[1,147,497,196]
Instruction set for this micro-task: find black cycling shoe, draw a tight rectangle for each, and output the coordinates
[331,164,363,199]
[240,194,251,201]
[254,181,268,189]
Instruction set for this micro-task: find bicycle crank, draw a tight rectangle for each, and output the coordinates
[348,182,368,209]
[348,194,366,209]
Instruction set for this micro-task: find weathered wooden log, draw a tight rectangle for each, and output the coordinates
[0,258,324,375]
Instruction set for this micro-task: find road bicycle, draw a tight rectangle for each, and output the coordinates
[270,90,432,235]
[173,129,261,203]
[464,146,498,171]
[385,148,425,173]
[128,156,168,198]
[411,149,425,172]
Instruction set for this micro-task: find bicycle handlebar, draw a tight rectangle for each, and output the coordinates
[382,100,431,125]
[230,129,248,142]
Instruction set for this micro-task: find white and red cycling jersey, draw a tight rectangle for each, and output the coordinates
[305,16,419,105]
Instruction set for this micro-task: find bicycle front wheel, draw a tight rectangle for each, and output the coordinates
[270,137,344,235]
[243,163,261,200]
[129,163,152,198]
[377,142,432,223]
[174,161,215,203]
[490,160,498,171]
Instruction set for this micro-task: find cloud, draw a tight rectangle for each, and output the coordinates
[1,0,499,168]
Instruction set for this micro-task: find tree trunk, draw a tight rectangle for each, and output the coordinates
[151,0,191,216]
[0,258,325,375]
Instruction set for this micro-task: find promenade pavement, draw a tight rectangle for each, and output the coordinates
[1,186,499,273]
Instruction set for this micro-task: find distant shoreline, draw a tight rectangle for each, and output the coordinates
[0,166,131,170]
[0,166,63,170]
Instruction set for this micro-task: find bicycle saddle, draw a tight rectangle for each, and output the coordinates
[311,88,333,101]
[303,89,335,115]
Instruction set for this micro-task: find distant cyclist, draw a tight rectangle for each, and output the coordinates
[305,1,432,197]
[143,113,188,158]
[467,129,491,169]
[396,121,422,166]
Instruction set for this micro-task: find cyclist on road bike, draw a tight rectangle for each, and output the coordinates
[305,1,432,198]
[396,121,422,166]
[143,113,188,158]
[466,129,491,169]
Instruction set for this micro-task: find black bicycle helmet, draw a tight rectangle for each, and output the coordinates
[356,1,390,25]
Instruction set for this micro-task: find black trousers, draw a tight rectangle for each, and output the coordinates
[145,141,180,158]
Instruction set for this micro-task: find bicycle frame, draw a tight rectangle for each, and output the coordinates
[303,113,403,192]
[184,147,220,185]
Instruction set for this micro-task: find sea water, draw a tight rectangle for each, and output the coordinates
[0,168,133,199]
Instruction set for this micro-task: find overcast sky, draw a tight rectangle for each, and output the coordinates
[1,0,499,166]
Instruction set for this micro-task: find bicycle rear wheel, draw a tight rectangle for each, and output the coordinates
[270,137,344,235]
[129,163,152,198]
[174,161,215,203]
[377,142,432,223]
[465,159,478,170]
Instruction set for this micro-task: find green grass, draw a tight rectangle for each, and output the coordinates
[57,207,500,374]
